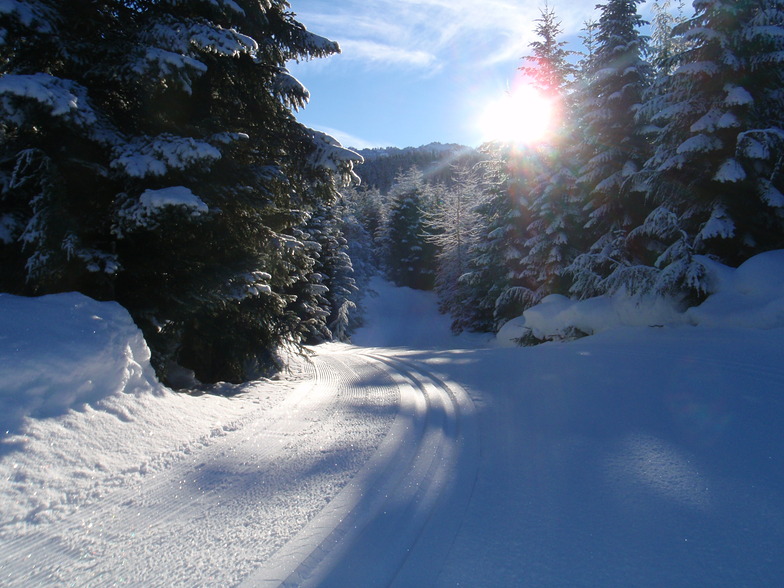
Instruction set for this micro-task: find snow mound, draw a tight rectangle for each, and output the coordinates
[0,292,161,433]
[687,250,784,329]
[496,250,784,346]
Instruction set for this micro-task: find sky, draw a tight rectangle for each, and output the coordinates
[288,0,656,150]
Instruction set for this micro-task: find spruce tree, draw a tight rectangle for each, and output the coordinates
[568,0,653,299]
[381,167,438,290]
[511,4,582,302]
[0,1,361,382]
[637,0,784,299]
[423,163,486,324]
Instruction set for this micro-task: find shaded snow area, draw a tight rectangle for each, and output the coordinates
[497,249,784,345]
[1,252,784,586]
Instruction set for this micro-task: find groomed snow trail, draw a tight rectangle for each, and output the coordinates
[244,349,479,587]
[0,346,479,587]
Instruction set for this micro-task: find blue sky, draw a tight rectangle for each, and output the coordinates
[288,1,623,149]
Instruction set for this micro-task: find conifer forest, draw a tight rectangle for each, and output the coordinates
[2,0,784,383]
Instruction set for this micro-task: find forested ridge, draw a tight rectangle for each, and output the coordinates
[2,0,783,384]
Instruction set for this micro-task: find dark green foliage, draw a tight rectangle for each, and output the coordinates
[381,168,438,290]
[0,0,360,383]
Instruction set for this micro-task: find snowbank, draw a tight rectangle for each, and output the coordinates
[0,292,162,432]
[496,250,784,346]
[687,250,784,328]
[0,292,302,531]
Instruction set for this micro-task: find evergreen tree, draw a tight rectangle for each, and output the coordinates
[457,151,531,331]
[637,0,784,299]
[423,163,486,323]
[381,167,438,290]
[511,4,583,303]
[0,1,361,382]
[302,202,359,343]
[519,2,577,101]
[568,0,653,299]
[650,0,688,71]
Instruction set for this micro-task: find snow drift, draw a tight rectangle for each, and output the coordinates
[0,292,161,433]
[497,250,784,345]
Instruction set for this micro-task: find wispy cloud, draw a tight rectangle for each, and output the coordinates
[338,40,438,69]
[299,0,600,73]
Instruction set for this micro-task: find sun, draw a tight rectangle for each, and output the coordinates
[477,85,554,145]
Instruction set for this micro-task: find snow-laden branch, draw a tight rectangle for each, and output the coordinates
[111,134,222,178]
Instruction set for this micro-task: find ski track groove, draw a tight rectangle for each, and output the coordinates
[0,352,399,587]
[243,350,479,588]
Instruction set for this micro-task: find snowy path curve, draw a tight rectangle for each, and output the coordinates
[0,346,479,587]
[245,349,480,587]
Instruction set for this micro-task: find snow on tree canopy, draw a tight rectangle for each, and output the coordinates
[294,27,341,58]
[698,205,735,241]
[272,69,310,110]
[160,0,247,17]
[713,158,746,183]
[674,61,720,76]
[114,187,209,236]
[0,213,16,244]
[226,270,273,301]
[111,135,222,178]
[0,0,54,34]
[0,74,97,126]
[724,85,754,106]
[677,133,722,154]
[309,130,363,185]
[759,178,784,208]
[140,186,208,215]
[190,23,258,56]
[130,48,209,95]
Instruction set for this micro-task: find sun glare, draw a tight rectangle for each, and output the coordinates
[478,85,554,145]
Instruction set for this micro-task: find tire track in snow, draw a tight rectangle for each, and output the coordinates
[243,351,480,588]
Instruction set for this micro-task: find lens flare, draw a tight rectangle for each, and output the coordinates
[477,85,554,145]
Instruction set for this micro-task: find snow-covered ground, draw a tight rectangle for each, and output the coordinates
[1,253,783,586]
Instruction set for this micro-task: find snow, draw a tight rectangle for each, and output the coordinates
[687,250,784,328]
[676,133,723,154]
[1,252,784,585]
[0,293,159,431]
[111,135,221,178]
[352,276,490,349]
[0,74,97,126]
[0,0,53,33]
[0,213,16,244]
[724,84,754,106]
[308,129,364,185]
[140,185,208,215]
[190,23,258,57]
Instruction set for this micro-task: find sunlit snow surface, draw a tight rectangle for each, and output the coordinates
[1,254,784,586]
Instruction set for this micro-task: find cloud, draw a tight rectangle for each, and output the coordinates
[298,1,600,73]
[338,40,438,69]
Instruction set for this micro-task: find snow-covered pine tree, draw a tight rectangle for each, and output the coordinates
[568,0,653,299]
[637,0,784,299]
[339,184,383,284]
[510,4,583,302]
[649,0,688,71]
[0,1,361,382]
[518,1,577,125]
[381,167,438,290]
[455,149,529,332]
[423,162,486,323]
[300,202,359,343]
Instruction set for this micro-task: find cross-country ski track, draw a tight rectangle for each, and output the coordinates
[0,346,481,587]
